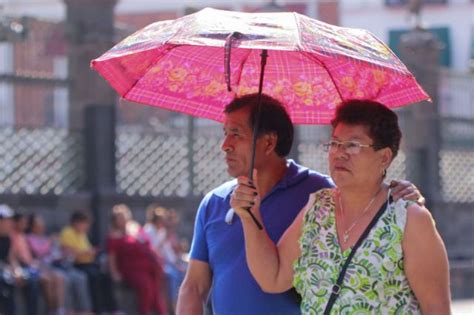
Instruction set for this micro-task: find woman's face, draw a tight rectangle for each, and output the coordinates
[328,123,392,189]
[114,212,128,230]
[73,220,90,234]
[32,217,45,235]
[15,216,28,232]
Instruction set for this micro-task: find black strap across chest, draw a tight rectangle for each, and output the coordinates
[323,198,390,315]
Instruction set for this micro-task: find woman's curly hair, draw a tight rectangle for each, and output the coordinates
[331,99,402,159]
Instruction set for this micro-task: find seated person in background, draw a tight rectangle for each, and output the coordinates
[107,204,168,315]
[26,214,92,314]
[147,207,188,312]
[59,210,118,314]
[0,205,17,315]
[12,212,66,315]
[144,205,187,312]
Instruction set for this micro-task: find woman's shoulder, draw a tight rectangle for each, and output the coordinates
[311,187,335,199]
[405,203,436,228]
[302,188,336,220]
[312,188,336,207]
[392,198,433,219]
[25,233,42,244]
[391,199,436,233]
[59,226,75,238]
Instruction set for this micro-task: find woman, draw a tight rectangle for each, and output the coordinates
[11,213,66,315]
[144,205,187,312]
[107,204,168,315]
[26,214,93,314]
[231,100,451,314]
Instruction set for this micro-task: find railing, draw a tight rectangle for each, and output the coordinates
[0,127,84,194]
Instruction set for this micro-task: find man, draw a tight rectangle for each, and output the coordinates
[59,210,118,314]
[177,94,422,315]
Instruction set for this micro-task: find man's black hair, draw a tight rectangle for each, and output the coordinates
[70,210,90,224]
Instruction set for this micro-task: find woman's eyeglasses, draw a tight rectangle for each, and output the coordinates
[322,140,375,155]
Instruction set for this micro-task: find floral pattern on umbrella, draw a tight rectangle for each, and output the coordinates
[91,7,429,124]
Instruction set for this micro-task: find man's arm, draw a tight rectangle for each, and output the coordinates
[231,175,315,293]
[177,259,212,315]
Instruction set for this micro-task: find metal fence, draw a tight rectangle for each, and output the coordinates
[0,127,83,195]
[438,70,474,203]
[1,78,473,203]
[0,16,472,200]
[3,119,471,203]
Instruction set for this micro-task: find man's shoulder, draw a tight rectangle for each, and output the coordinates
[307,169,333,184]
[59,226,75,240]
[293,162,334,189]
[204,178,237,201]
[196,179,236,214]
[60,226,72,234]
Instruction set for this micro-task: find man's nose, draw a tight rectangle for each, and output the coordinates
[221,136,232,152]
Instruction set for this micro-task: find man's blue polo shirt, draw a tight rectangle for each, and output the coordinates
[190,160,334,315]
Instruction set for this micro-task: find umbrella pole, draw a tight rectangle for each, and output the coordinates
[246,49,268,230]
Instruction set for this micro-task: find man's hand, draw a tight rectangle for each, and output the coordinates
[389,179,425,206]
[230,175,261,222]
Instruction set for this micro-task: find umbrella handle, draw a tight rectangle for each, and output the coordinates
[225,32,243,92]
[246,49,268,231]
[225,33,265,230]
[248,49,268,181]
[245,207,263,230]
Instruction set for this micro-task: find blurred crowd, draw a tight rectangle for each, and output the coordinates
[0,203,188,315]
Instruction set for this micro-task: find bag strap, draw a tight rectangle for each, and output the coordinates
[323,197,391,315]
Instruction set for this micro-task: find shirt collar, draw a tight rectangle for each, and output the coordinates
[218,160,309,200]
[266,159,309,195]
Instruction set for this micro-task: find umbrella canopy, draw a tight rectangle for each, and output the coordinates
[91,7,429,125]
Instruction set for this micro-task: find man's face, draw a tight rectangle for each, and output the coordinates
[15,216,27,232]
[73,220,90,234]
[221,107,255,178]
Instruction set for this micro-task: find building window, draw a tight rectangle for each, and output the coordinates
[388,27,451,67]
[385,0,408,5]
[385,0,447,6]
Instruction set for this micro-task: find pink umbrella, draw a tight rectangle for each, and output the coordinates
[91,7,429,228]
[91,7,429,125]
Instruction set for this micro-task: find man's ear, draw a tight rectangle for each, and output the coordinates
[264,132,278,155]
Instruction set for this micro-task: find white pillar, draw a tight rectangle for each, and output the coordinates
[53,56,69,128]
[0,43,14,126]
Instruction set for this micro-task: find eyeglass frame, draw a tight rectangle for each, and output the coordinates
[322,139,380,155]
